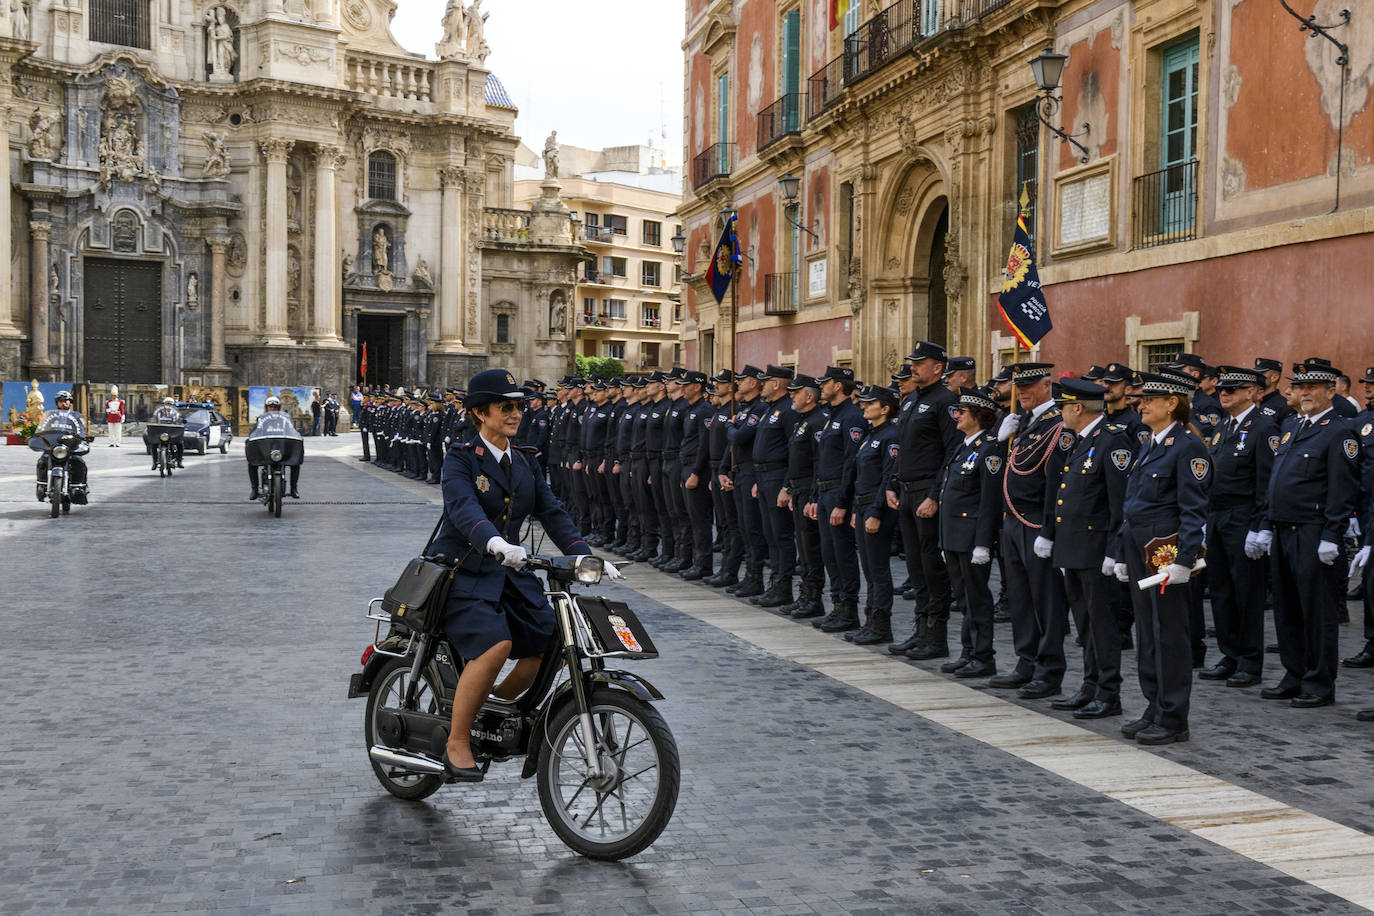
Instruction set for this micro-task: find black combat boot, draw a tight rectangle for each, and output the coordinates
[756,576,794,609]
[704,561,740,588]
[888,615,929,655]
[906,616,950,660]
[789,584,826,619]
[851,609,893,645]
[732,564,766,598]
[748,574,779,605]
[842,605,876,640]
[817,597,861,632]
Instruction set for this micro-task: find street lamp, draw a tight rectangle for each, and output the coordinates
[1028,47,1090,164]
[670,227,685,254]
[777,173,817,241]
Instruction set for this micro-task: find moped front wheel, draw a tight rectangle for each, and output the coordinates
[364,657,444,801]
[536,687,679,860]
[49,485,60,518]
[272,469,284,518]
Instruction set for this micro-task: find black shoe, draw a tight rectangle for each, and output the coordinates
[440,749,485,783]
[680,566,710,581]
[1225,672,1262,688]
[955,660,996,679]
[842,625,873,643]
[1261,685,1300,700]
[1017,679,1061,700]
[289,490,300,499]
[1197,662,1236,681]
[940,656,970,674]
[993,608,1012,623]
[817,613,860,633]
[1050,687,1094,710]
[789,601,825,620]
[852,625,893,646]
[1265,643,1280,654]
[1136,725,1189,746]
[1073,699,1123,719]
[1357,708,1374,722]
[249,491,260,500]
[1291,693,1334,708]
[1120,631,1134,650]
[905,642,950,661]
[1120,717,1151,739]
[1342,650,1374,668]
[987,672,1031,689]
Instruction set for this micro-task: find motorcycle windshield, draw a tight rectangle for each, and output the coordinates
[150,408,185,426]
[247,414,302,441]
[37,410,86,437]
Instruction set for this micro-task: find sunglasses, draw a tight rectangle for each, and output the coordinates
[496,401,526,414]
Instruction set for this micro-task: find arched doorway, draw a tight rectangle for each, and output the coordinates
[925,208,948,349]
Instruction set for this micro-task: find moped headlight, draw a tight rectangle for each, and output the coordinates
[51,444,69,460]
[575,556,604,584]
[269,449,283,462]
[159,433,169,442]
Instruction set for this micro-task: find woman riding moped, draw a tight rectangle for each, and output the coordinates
[430,368,622,781]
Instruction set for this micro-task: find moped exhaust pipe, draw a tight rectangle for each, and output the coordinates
[368,745,446,776]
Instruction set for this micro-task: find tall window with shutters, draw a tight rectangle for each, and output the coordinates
[780,9,801,133]
[90,0,150,48]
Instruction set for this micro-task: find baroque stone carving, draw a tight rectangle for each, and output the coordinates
[412,258,432,288]
[227,233,247,277]
[205,6,237,81]
[276,44,332,68]
[343,0,372,31]
[372,225,390,273]
[847,256,865,314]
[27,108,62,160]
[543,130,560,180]
[201,130,231,178]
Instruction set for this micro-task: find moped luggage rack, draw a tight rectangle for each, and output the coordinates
[365,598,418,659]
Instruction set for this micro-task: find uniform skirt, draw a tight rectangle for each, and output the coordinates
[442,572,556,661]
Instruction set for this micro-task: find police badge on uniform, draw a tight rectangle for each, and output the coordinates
[1281,431,1292,444]
[1137,429,1151,445]
[1110,449,1131,471]
[1363,423,1373,438]
[475,475,491,493]
[985,455,1002,474]
[918,403,930,413]
[1268,435,1279,453]
[1190,458,1210,480]
[948,406,959,419]
[849,427,863,442]
[1059,432,1074,450]
[888,443,899,459]
[1345,439,1359,461]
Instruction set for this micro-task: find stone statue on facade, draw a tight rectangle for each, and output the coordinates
[50,263,59,299]
[436,0,467,60]
[8,0,28,40]
[341,251,354,281]
[412,258,432,288]
[201,130,231,178]
[543,130,560,180]
[27,108,62,160]
[372,227,390,274]
[549,298,567,339]
[186,272,199,308]
[465,0,490,64]
[99,108,150,186]
[205,6,237,82]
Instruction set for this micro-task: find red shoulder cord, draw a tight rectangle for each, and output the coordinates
[1002,419,1065,529]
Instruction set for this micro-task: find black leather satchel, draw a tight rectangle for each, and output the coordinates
[381,515,457,632]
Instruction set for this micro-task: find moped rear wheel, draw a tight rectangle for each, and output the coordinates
[364,658,444,801]
[536,687,679,860]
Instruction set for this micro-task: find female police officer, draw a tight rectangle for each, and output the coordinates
[430,368,621,781]
[843,384,900,646]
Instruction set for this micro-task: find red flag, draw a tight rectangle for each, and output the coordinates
[360,342,368,382]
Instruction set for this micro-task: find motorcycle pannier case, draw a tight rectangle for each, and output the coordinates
[577,597,659,659]
[381,558,453,632]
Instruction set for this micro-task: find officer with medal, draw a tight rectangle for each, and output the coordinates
[780,373,828,617]
[1345,367,1374,679]
[1042,378,1133,718]
[810,367,865,631]
[727,366,771,598]
[678,370,716,580]
[1112,369,1210,745]
[704,371,744,587]
[844,385,902,644]
[934,386,1004,678]
[426,393,445,484]
[1257,358,1360,709]
[1200,366,1279,688]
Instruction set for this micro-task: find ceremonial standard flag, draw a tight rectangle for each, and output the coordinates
[360,342,368,381]
[996,213,1053,347]
[704,213,741,305]
[830,0,852,29]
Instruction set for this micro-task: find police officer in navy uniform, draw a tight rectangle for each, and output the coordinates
[1254,357,1295,424]
[627,376,660,562]
[749,365,799,608]
[1170,354,1223,440]
[727,366,771,598]
[1345,367,1374,676]
[845,385,902,644]
[426,393,445,483]
[678,370,716,580]
[811,366,865,632]
[431,368,622,781]
[644,372,675,566]
[935,386,1004,678]
[1113,370,1211,745]
[356,392,373,462]
[1043,378,1133,719]
[704,371,745,587]
[1257,359,1360,709]
[1200,367,1278,688]
[887,341,961,659]
[609,377,639,555]
[781,374,828,617]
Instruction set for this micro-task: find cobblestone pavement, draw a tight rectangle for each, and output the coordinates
[0,439,1370,914]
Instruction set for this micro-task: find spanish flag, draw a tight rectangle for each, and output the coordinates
[996,211,1053,347]
[830,0,851,30]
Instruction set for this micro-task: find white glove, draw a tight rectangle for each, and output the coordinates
[1114,562,1129,582]
[486,535,528,569]
[1160,562,1192,586]
[971,546,991,565]
[603,561,625,581]
[997,413,1021,442]
[1101,556,1116,578]
[1348,518,1362,539]
[1243,531,1261,560]
[1318,540,1340,566]
[1255,530,1273,556]
[1352,545,1371,573]
[1033,536,1054,559]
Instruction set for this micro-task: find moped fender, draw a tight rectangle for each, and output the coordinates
[347,633,428,699]
[519,669,665,779]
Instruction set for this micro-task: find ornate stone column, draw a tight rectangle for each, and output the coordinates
[205,236,231,370]
[29,216,52,370]
[260,139,294,344]
[436,165,464,347]
[0,105,17,341]
[310,144,345,342]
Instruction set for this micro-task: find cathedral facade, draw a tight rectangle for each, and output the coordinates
[0,0,584,394]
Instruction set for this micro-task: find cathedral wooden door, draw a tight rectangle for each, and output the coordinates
[84,258,162,383]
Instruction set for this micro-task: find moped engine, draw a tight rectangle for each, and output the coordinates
[471,709,526,759]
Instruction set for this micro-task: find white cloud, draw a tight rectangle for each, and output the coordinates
[389,0,687,164]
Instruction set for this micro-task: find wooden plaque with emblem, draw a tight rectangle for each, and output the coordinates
[1143,534,1206,573]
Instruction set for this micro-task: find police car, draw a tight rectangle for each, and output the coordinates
[178,403,235,454]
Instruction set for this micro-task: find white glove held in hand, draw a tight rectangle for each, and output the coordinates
[1347,517,1362,539]
[1033,536,1054,559]
[1317,540,1340,566]
[1160,562,1192,586]
[1352,545,1372,574]
[997,413,1021,442]
[486,535,528,569]
[1243,531,1261,560]
[1255,530,1273,556]
[971,546,991,565]
[1114,563,1129,583]
[603,561,625,581]
[1101,557,1116,578]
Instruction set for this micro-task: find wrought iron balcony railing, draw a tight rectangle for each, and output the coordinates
[757,93,806,151]
[764,272,798,316]
[1132,160,1199,249]
[691,142,735,190]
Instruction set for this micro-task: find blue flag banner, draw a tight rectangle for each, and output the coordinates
[997,213,1052,347]
[704,213,741,305]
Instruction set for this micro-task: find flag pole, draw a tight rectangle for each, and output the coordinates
[1012,182,1031,366]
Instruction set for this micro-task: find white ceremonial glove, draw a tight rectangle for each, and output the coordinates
[1160,563,1192,586]
[1101,556,1116,578]
[997,413,1021,442]
[1318,540,1340,566]
[1348,517,1362,539]
[1243,531,1261,560]
[1255,530,1273,556]
[1114,563,1129,583]
[486,535,528,569]
[1033,536,1054,559]
[603,561,625,581]
[1352,545,1372,574]
[971,546,991,565]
